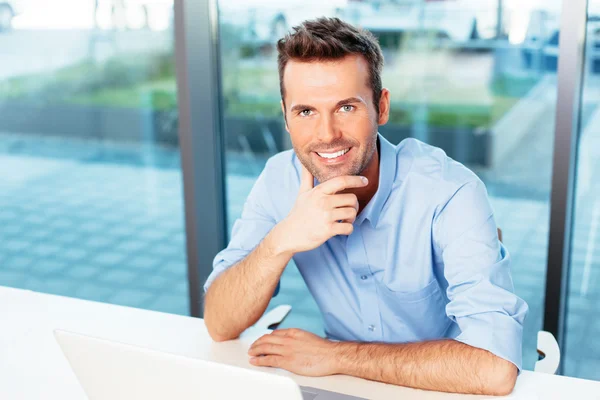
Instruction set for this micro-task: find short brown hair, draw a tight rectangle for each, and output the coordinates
[277,17,384,113]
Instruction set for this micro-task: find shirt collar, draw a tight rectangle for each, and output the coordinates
[357,133,397,228]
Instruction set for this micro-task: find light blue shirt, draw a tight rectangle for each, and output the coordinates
[205,134,528,371]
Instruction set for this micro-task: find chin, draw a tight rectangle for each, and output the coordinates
[315,167,358,183]
[298,149,365,182]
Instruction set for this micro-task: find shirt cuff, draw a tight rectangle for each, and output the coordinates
[453,312,524,373]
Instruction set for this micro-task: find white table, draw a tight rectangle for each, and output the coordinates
[1,286,599,400]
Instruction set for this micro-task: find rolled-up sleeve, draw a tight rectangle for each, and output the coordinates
[203,166,279,294]
[433,179,529,371]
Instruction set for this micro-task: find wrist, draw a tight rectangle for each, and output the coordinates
[265,221,295,258]
[329,341,355,375]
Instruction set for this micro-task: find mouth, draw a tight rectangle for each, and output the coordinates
[316,148,350,159]
[313,147,353,165]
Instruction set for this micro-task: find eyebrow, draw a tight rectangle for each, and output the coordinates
[290,104,316,114]
[289,97,365,114]
[334,97,365,108]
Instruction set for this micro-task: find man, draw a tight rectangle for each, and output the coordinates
[204,17,528,396]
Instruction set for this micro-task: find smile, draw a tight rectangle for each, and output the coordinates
[316,148,350,159]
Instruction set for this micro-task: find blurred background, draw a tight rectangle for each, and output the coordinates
[0,0,599,380]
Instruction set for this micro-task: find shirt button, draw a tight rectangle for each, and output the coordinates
[368,325,376,332]
[360,275,368,280]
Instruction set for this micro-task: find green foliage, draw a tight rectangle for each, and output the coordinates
[389,104,490,128]
[0,46,532,130]
[0,51,177,109]
[491,74,539,98]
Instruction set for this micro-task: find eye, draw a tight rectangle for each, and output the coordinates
[299,109,313,117]
[340,105,354,113]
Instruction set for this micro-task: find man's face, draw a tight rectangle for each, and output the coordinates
[281,55,389,183]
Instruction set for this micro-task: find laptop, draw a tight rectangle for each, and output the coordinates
[54,330,366,400]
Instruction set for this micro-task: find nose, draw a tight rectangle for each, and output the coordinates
[315,113,342,144]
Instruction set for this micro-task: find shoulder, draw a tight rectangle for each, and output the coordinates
[396,138,482,198]
[261,149,300,185]
[251,149,299,219]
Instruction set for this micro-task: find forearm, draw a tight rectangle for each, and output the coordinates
[204,225,292,341]
[333,340,517,396]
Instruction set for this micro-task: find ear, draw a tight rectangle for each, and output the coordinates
[281,100,290,133]
[377,88,391,126]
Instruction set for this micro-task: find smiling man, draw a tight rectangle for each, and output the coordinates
[203,17,528,396]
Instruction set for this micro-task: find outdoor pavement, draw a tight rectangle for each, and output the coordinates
[1,101,600,379]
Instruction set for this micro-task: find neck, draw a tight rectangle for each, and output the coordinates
[348,142,380,214]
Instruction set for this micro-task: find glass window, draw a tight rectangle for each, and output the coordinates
[217,0,561,367]
[0,0,188,315]
[563,0,600,380]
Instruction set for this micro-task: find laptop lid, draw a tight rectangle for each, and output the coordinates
[54,329,303,400]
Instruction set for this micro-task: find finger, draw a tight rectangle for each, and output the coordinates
[318,175,368,195]
[331,222,354,236]
[248,343,286,357]
[250,334,271,348]
[250,334,287,348]
[272,328,303,338]
[270,329,291,337]
[249,355,283,368]
[328,193,359,211]
[299,164,314,193]
[330,207,357,223]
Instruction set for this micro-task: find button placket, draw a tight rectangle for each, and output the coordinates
[347,225,383,340]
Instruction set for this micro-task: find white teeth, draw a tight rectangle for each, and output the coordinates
[317,148,350,159]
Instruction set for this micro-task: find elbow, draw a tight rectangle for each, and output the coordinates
[482,362,518,396]
[204,314,239,342]
[208,329,237,343]
[205,316,240,342]
[204,290,234,342]
[485,378,516,397]
[203,305,240,342]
